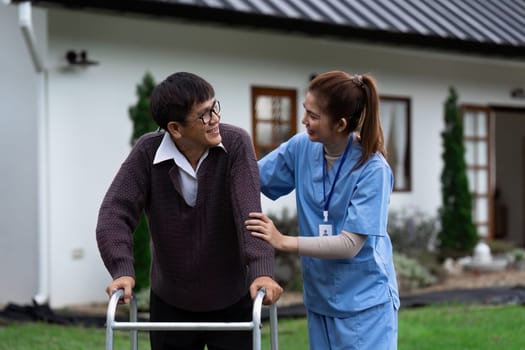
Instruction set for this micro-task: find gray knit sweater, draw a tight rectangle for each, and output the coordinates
[96,124,274,311]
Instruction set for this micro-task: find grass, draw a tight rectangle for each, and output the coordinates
[0,321,144,350]
[1,304,524,349]
[398,304,525,350]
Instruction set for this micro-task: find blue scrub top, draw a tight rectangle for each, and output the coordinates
[259,132,400,317]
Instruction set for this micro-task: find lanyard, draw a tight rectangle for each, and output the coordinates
[322,134,353,222]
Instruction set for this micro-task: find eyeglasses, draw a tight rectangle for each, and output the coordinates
[197,100,221,125]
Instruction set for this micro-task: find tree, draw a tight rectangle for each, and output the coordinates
[130,72,158,145]
[438,87,478,257]
[128,72,157,292]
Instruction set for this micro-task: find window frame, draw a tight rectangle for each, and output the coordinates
[379,95,412,192]
[461,105,494,239]
[251,86,297,159]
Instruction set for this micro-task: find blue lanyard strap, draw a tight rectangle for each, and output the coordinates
[323,134,353,221]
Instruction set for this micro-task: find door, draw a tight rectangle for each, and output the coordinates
[462,106,493,239]
[493,107,525,246]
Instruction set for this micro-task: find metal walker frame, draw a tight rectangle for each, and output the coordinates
[105,288,279,350]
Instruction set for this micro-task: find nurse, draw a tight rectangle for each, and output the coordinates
[246,70,399,350]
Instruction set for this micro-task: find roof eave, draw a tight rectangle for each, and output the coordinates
[14,0,525,60]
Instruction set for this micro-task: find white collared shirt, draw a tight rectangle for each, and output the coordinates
[153,132,225,207]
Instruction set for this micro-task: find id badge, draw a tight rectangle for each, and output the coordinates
[318,221,334,236]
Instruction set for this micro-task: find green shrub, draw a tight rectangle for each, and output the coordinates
[388,208,443,289]
[513,248,525,261]
[394,252,438,292]
[438,87,478,258]
[388,208,439,255]
[129,72,157,292]
[486,239,517,255]
[267,209,302,291]
[267,208,299,236]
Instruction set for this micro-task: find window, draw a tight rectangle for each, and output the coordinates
[379,96,411,192]
[251,87,297,159]
[462,106,493,239]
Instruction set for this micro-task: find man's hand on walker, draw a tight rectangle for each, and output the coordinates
[106,275,135,304]
[250,276,283,305]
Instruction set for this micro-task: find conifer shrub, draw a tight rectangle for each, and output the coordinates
[438,87,478,258]
[128,72,157,292]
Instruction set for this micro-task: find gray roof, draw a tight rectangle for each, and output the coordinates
[18,0,525,58]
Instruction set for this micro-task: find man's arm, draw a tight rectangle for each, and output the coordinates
[96,138,151,301]
[228,126,282,304]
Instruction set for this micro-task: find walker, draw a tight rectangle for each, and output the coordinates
[105,288,279,350]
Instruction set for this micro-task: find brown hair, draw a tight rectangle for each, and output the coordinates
[308,70,386,169]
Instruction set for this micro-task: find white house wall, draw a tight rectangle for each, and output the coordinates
[0,5,46,306]
[2,5,524,307]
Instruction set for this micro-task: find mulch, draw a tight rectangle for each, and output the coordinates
[273,285,525,318]
[0,302,109,327]
[400,285,525,308]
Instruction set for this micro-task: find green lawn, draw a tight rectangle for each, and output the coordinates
[1,304,524,349]
[397,304,525,350]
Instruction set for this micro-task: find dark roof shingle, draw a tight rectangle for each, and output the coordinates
[16,0,525,58]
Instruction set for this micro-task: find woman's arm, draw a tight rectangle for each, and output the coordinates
[298,231,366,259]
[246,212,366,259]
